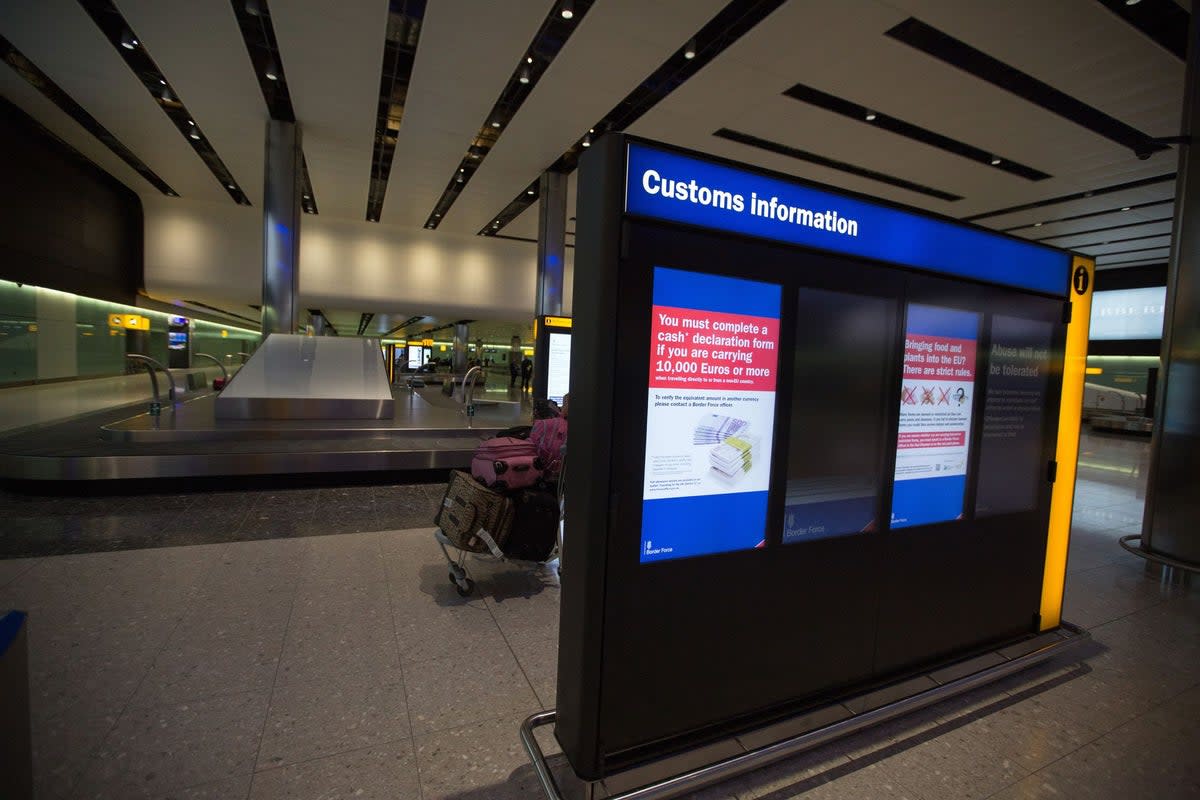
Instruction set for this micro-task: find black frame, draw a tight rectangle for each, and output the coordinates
[557,134,1071,779]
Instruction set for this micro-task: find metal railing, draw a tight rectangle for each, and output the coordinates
[462,365,484,428]
[124,354,176,416]
[192,353,229,387]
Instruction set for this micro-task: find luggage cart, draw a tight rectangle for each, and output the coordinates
[435,464,565,597]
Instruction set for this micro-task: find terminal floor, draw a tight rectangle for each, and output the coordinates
[0,431,1196,799]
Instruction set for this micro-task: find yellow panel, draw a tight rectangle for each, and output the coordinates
[1041,256,1094,630]
[1085,367,1103,375]
[108,314,124,328]
[543,315,573,329]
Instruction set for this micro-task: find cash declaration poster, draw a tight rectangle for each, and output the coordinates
[640,267,781,563]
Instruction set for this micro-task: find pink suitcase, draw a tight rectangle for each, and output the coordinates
[471,436,542,490]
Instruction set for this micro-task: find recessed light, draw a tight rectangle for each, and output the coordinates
[159,78,166,86]
[491,120,501,128]
[990,157,1002,166]
[561,0,574,20]
[1121,206,1131,211]
[265,58,279,81]
[227,184,236,190]
[121,30,138,49]
[526,56,534,64]
[189,131,200,140]
[1125,0,1141,5]
[1034,222,1043,227]
[434,213,441,217]
[865,111,877,121]
[527,189,535,195]
[684,38,697,59]
[303,194,310,200]
[519,67,531,84]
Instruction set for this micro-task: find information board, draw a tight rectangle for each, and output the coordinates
[976,315,1054,516]
[891,304,979,528]
[407,344,424,369]
[547,332,571,404]
[640,266,781,562]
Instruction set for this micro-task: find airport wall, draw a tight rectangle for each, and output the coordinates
[0,98,142,306]
[141,195,574,320]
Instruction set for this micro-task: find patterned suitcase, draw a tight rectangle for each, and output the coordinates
[435,470,515,554]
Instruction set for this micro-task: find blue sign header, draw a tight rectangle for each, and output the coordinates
[624,143,1069,296]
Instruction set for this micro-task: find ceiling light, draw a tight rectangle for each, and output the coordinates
[303,194,310,200]
[519,67,531,84]
[161,88,173,102]
[189,131,200,140]
[120,30,138,49]
[527,189,535,195]
[1125,0,1141,5]
[265,58,279,81]
[1034,222,1043,227]
[1121,206,1131,211]
[491,120,501,128]
[245,0,262,15]
[227,184,236,190]
[581,136,591,148]
[561,0,574,20]
[865,111,877,121]
[684,38,697,59]
[990,157,1002,166]
[526,56,534,64]
[456,174,464,183]
[159,78,166,86]
[167,191,177,197]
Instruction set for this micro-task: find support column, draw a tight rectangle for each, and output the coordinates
[535,170,567,318]
[453,322,469,373]
[1143,9,1200,567]
[261,120,302,339]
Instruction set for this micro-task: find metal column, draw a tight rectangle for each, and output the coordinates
[1144,9,1200,567]
[535,170,568,318]
[453,322,469,373]
[261,120,303,339]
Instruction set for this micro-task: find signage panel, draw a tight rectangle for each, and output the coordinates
[890,304,980,529]
[547,332,571,404]
[640,266,781,562]
[1088,286,1166,340]
[625,143,1069,296]
[407,344,424,369]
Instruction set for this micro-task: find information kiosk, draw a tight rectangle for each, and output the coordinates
[533,314,572,404]
[552,135,1093,787]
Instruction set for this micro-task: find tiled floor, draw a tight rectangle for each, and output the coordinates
[1,430,1196,799]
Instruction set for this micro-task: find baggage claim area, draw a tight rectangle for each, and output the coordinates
[1,2,1198,799]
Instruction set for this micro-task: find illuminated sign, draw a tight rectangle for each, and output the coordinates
[543,315,572,329]
[108,314,150,330]
[625,143,1070,296]
[1088,287,1166,340]
[640,267,781,562]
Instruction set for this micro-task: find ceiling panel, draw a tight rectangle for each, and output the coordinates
[1041,219,1175,249]
[629,0,1180,222]
[270,0,389,220]
[0,66,147,191]
[380,0,550,229]
[116,0,266,206]
[440,0,729,234]
[974,182,1178,230]
[1096,258,1170,271]
[0,0,228,201]
[1079,236,1173,257]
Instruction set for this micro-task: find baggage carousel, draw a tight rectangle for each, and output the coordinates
[0,386,527,482]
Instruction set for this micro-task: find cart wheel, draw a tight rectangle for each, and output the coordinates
[455,577,476,597]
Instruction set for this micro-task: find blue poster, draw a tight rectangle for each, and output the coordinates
[890,305,980,529]
[640,267,781,563]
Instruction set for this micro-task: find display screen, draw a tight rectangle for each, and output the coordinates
[167,331,188,350]
[640,266,781,563]
[890,304,979,529]
[168,315,189,327]
[1089,287,1166,340]
[547,332,571,404]
[407,344,424,369]
[976,315,1054,516]
[783,288,894,542]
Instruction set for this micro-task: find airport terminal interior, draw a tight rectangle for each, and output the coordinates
[0,0,1197,799]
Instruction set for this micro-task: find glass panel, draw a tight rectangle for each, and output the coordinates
[783,288,893,543]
